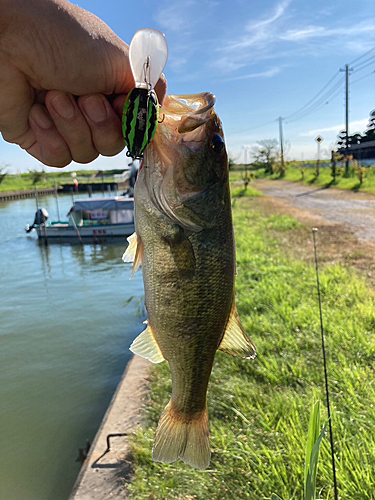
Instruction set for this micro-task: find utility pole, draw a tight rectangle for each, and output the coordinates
[278,116,285,171]
[340,64,352,176]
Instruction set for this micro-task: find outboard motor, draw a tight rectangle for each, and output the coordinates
[26,208,49,233]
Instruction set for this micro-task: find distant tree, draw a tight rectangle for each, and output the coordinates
[361,109,375,143]
[228,157,236,170]
[28,169,45,185]
[336,130,347,148]
[348,133,362,145]
[0,165,7,185]
[252,139,280,174]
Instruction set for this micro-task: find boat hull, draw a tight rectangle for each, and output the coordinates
[36,223,135,240]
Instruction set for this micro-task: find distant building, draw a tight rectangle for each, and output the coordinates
[338,140,375,165]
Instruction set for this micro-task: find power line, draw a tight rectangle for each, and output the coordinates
[286,87,344,124]
[284,71,342,121]
[283,47,375,125]
[351,69,375,85]
[238,46,375,137]
[352,56,375,74]
[285,75,344,123]
[240,117,278,133]
[348,45,375,66]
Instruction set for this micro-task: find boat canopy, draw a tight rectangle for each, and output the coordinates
[73,197,134,211]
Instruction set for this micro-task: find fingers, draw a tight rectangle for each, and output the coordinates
[45,91,98,164]
[28,105,71,167]
[26,91,126,167]
[77,94,125,156]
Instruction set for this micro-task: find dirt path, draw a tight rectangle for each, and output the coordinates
[250,179,375,284]
[255,179,375,244]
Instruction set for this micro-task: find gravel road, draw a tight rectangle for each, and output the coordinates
[255,180,375,244]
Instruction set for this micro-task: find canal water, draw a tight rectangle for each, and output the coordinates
[0,193,144,500]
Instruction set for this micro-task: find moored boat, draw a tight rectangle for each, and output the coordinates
[26,196,135,242]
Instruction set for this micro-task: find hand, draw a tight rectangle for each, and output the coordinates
[0,0,167,167]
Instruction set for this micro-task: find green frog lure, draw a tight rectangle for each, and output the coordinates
[122,28,168,159]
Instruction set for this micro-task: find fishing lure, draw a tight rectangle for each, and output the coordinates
[122,28,168,159]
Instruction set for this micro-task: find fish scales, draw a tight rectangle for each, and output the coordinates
[124,93,256,469]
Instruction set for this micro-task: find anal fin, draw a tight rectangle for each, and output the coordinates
[130,322,165,364]
[218,300,256,359]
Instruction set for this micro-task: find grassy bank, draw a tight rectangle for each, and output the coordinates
[245,162,375,196]
[126,182,375,499]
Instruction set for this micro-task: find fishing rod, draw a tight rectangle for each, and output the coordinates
[312,228,339,500]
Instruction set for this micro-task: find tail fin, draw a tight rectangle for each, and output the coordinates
[152,401,210,469]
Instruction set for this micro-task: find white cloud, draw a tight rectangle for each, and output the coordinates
[215,3,375,76]
[155,0,196,32]
[224,67,283,81]
[300,119,369,137]
[223,0,293,53]
[281,22,375,42]
[245,0,292,32]
[280,26,326,41]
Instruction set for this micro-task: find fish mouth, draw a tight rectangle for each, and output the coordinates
[156,93,219,152]
[160,93,216,120]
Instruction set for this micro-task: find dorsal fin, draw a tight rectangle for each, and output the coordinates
[218,300,256,359]
[122,232,144,278]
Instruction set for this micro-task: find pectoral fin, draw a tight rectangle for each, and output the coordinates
[122,232,144,279]
[218,301,256,359]
[130,322,165,364]
[164,228,196,278]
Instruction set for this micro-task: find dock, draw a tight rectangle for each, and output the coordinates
[0,187,56,201]
[0,182,129,201]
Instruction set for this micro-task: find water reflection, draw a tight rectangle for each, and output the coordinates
[37,241,52,276]
[36,237,129,272]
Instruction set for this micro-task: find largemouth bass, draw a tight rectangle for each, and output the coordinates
[124,93,256,469]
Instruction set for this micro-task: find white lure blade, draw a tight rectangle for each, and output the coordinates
[129,28,168,89]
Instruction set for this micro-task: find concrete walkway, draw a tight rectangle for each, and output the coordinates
[69,355,151,500]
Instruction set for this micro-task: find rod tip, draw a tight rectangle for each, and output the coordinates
[312,227,318,232]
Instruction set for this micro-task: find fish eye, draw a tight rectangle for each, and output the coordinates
[210,134,224,154]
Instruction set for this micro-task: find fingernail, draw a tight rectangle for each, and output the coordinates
[82,96,108,123]
[50,93,75,119]
[31,107,52,129]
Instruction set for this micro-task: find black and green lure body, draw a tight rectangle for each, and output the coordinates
[122,88,159,159]
[122,28,168,159]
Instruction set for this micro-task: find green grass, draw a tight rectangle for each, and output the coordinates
[253,163,375,195]
[304,400,327,500]
[231,185,264,199]
[126,185,375,499]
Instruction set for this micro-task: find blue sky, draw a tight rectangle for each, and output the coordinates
[1,0,375,173]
